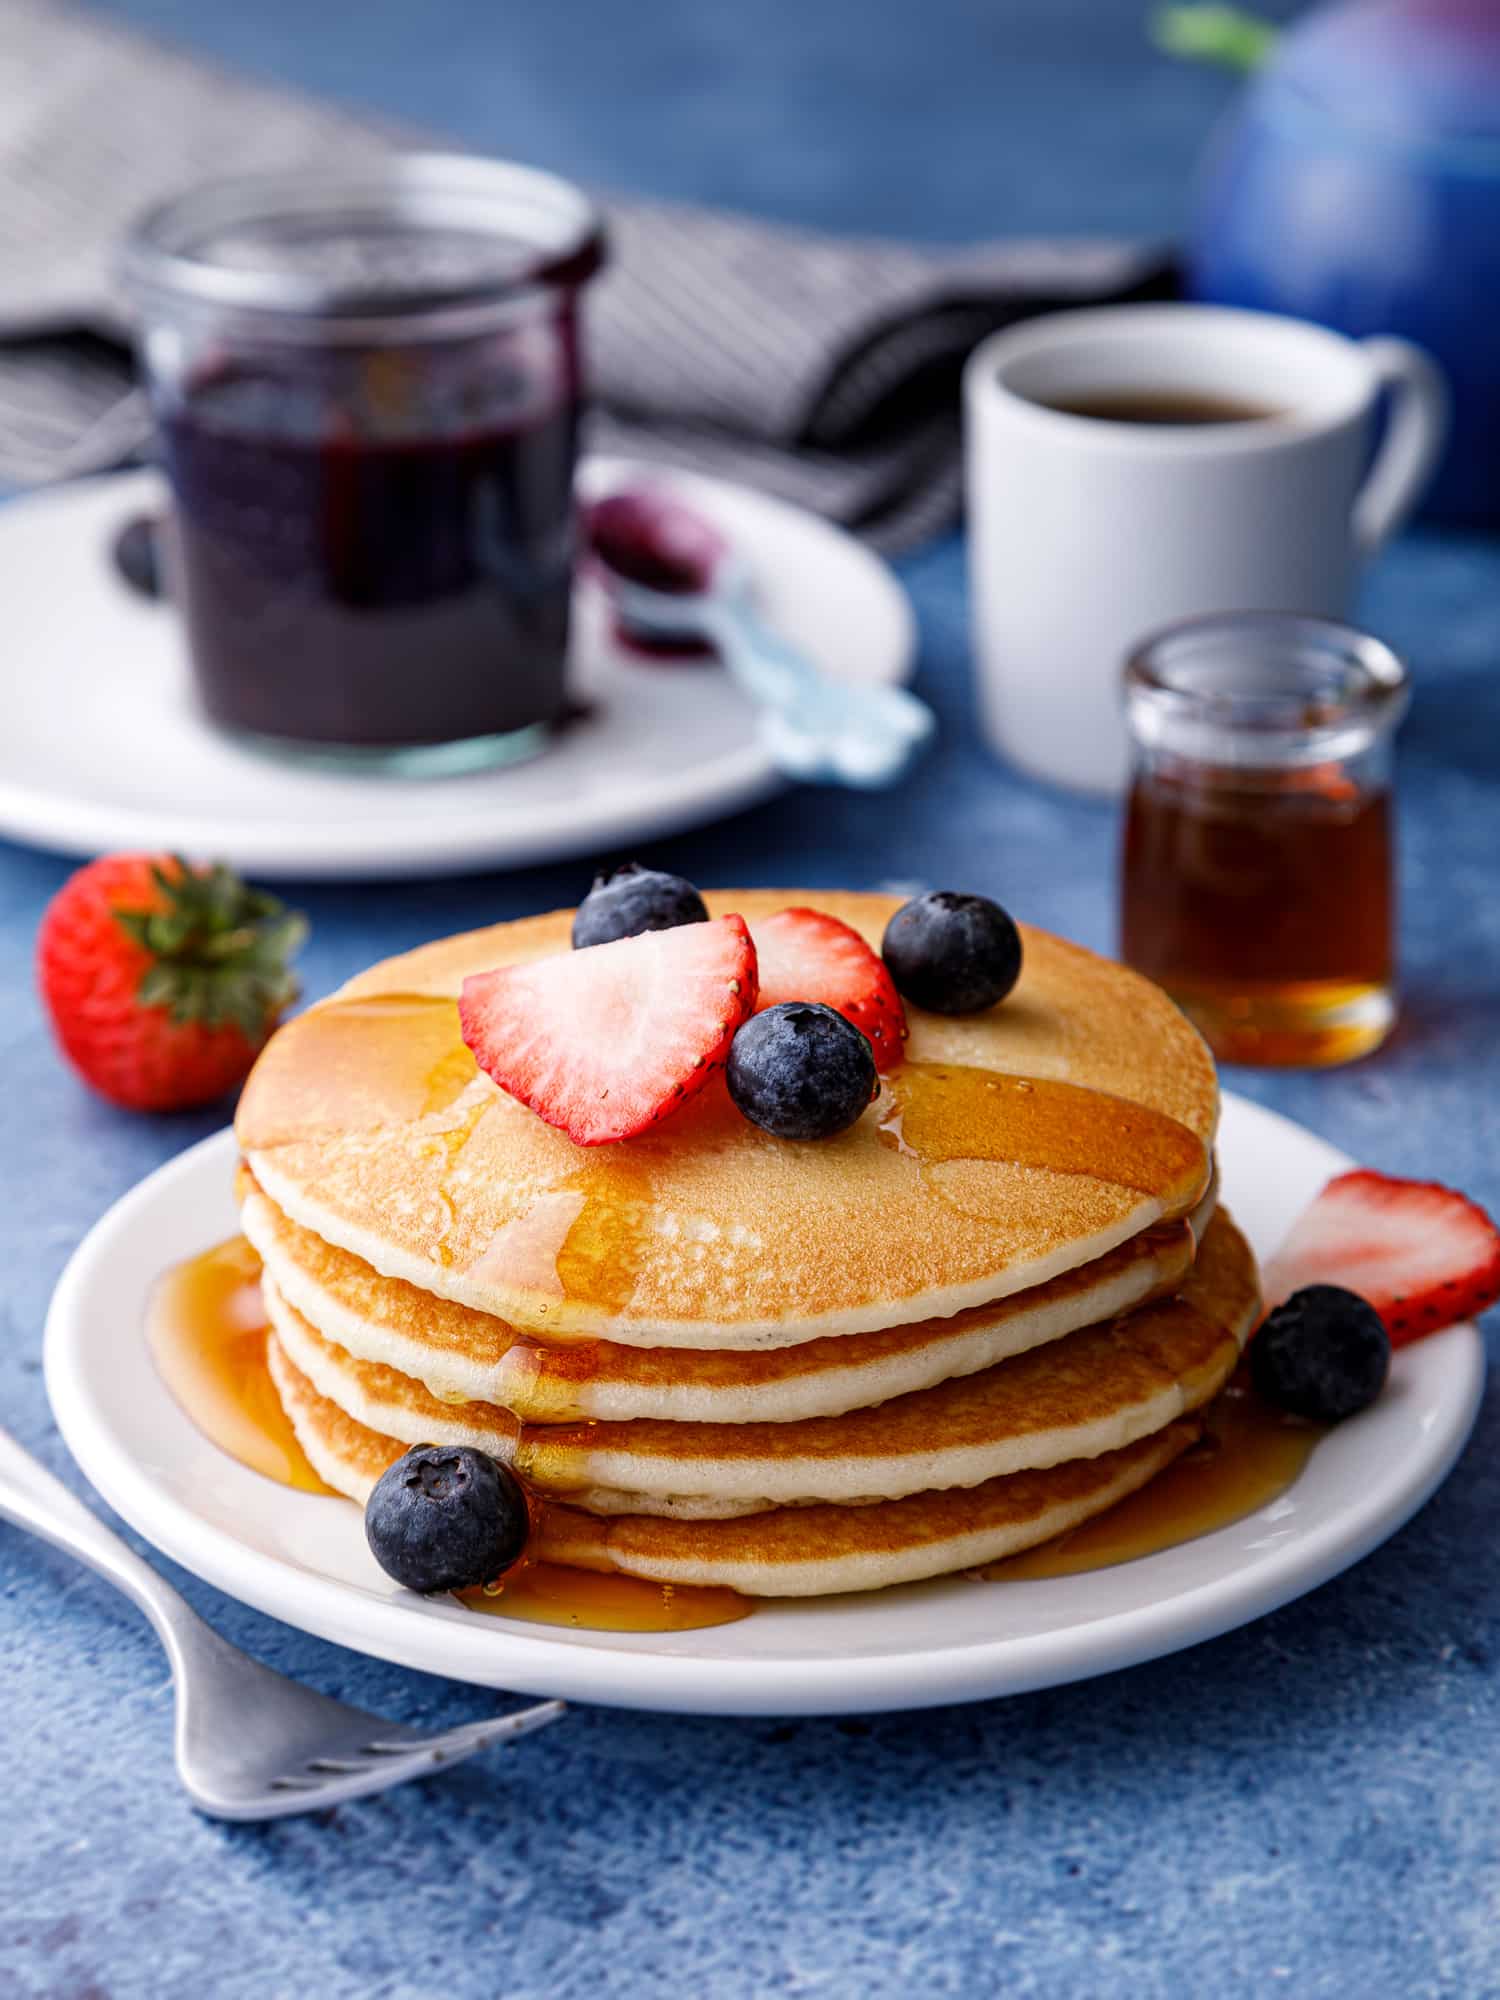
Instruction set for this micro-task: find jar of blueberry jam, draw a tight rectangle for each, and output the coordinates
[123,156,605,770]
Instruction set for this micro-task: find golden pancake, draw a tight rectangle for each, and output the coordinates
[242,1177,1197,1424]
[264,1331,1203,1597]
[264,1209,1255,1511]
[238,891,1217,1347]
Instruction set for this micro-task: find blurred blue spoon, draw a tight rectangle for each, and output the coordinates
[588,489,934,789]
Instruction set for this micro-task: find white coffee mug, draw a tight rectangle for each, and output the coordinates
[963,303,1448,794]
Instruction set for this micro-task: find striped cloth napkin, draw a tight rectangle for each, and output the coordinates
[0,0,1172,550]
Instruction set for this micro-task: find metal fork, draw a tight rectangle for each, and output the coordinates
[0,1426,564,1819]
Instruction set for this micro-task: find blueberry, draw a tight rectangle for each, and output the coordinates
[113,514,164,600]
[1249,1284,1391,1423]
[365,1444,530,1594]
[572,862,709,949]
[727,1002,876,1140]
[881,891,1022,1015]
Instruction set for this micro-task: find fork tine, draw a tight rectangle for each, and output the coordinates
[264,1699,568,1808]
[0,1420,569,1825]
[363,1698,567,1761]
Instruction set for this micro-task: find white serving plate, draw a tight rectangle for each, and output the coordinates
[43,1095,1483,1715]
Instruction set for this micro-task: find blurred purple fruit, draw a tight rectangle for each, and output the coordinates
[1188,0,1500,524]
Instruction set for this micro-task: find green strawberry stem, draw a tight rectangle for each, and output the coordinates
[114,858,306,1040]
[1151,3,1278,72]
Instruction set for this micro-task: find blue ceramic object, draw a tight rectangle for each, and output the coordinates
[1189,0,1500,522]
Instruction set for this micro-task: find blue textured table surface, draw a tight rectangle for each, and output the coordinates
[4,3,1499,1995]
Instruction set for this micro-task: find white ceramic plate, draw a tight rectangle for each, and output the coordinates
[0,462,914,881]
[45,1095,1482,1716]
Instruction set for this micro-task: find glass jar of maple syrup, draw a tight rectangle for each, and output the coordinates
[1120,612,1409,1068]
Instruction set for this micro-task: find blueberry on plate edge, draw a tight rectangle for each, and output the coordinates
[727,1001,877,1141]
[882,891,1022,1015]
[572,861,710,949]
[365,1444,530,1595]
[1249,1284,1391,1424]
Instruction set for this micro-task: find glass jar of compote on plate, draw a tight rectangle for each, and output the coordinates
[1119,612,1409,1067]
[123,155,605,773]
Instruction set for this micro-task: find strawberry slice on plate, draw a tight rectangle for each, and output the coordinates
[1263,1168,1500,1347]
[459,915,757,1145]
[752,907,907,1068]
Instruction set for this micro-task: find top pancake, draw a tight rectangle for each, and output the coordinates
[238,891,1217,1347]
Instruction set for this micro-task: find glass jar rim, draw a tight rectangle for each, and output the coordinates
[121,153,607,341]
[1124,611,1410,769]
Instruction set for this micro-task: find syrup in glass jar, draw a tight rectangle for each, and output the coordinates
[1120,613,1409,1067]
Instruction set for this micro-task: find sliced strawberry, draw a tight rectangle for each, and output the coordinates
[751,907,907,1069]
[1263,1169,1500,1347]
[458,915,757,1145]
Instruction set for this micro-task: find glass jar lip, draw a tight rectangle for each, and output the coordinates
[121,153,607,340]
[1124,611,1410,769]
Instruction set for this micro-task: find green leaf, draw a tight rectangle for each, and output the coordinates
[112,908,154,950]
[1151,3,1277,71]
[136,963,179,1013]
[254,912,310,964]
[122,859,307,1036]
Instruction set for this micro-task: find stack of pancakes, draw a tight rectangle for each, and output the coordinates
[236,891,1259,1598]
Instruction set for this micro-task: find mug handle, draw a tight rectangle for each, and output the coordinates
[1352,336,1450,556]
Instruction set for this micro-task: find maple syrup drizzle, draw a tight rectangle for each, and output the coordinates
[490,1334,606,1421]
[876,1064,1205,1198]
[528,1066,1208,1320]
[236,992,477,1152]
[553,1158,663,1316]
[246,999,1212,1336]
[982,1377,1325,1580]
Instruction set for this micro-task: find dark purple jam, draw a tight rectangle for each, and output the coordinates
[161,360,579,750]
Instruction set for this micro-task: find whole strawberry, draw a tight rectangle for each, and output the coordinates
[37,854,305,1112]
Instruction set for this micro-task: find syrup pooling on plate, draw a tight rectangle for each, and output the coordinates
[877,1065,1208,1203]
[147,1236,335,1494]
[458,1564,750,1632]
[984,1378,1325,1580]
